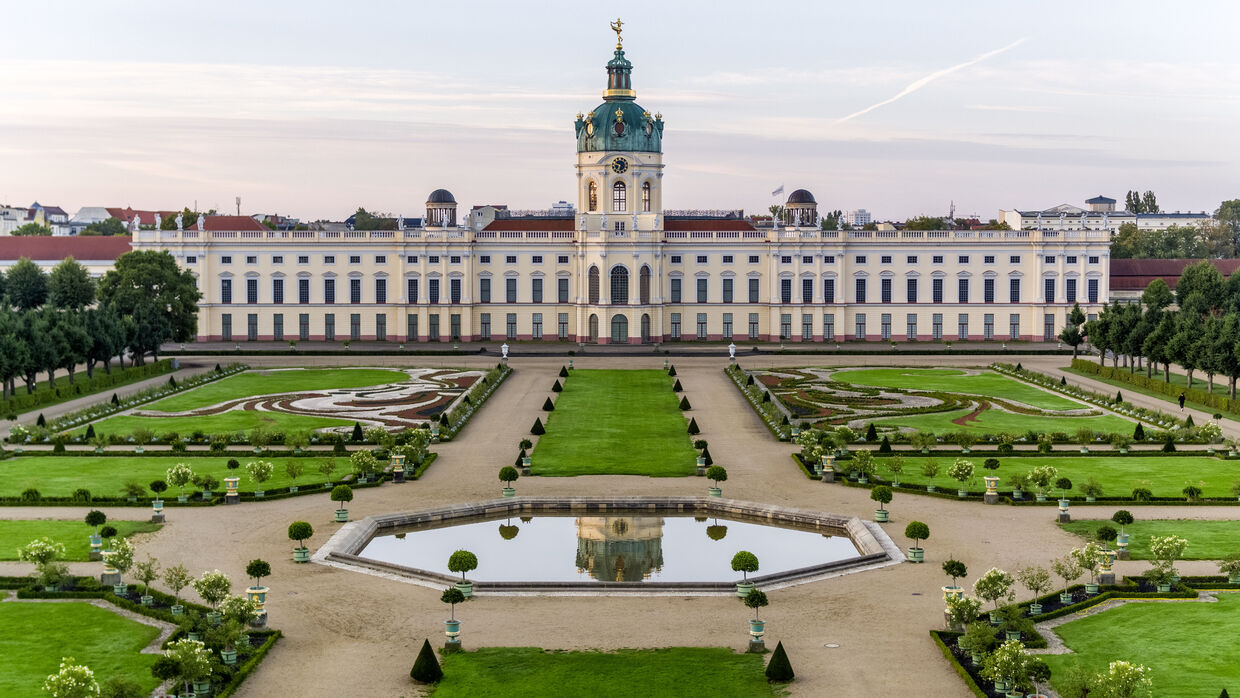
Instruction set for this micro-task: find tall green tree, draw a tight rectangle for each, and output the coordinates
[904,216,945,231]
[83,308,125,378]
[81,218,128,236]
[0,268,6,301]
[1058,303,1086,358]
[48,310,91,385]
[1142,313,1176,381]
[0,308,29,400]
[1168,312,1205,388]
[47,257,95,311]
[352,207,397,231]
[97,251,201,365]
[11,222,52,236]
[1215,199,1240,255]
[1141,279,1174,313]
[5,258,48,311]
[1176,261,1226,315]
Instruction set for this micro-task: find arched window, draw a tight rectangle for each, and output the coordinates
[588,314,599,342]
[640,313,651,343]
[588,181,598,212]
[613,181,626,212]
[588,266,600,304]
[639,265,651,305]
[641,182,651,212]
[610,266,629,305]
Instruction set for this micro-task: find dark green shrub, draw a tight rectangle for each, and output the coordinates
[111,393,120,406]
[227,459,240,470]
[531,418,545,435]
[552,380,562,392]
[687,417,700,435]
[168,376,178,389]
[543,397,555,411]
[998,443,1014,455]
[878,436,892,454]
[765,641,794,682]
[351,422,363,442]
[101,675,143,698]
[410,638,443,683]
[439,412,450,427]
[761,392,770,403]
[36,413,46,427]
[1162,436,1176,453]
[288,521,314,547]
[668,365,676,377]
[1133,423,1145,440]
[70,488,92,503]
[333,435,348,456]
[559,366,569,378]
[1185,414,1195,427]
[515,449,526,467]
[330,485,354,507]
[865,423,878,442]
[85,424,96,439]
[700,447,713,466]
[85,510,107,529]
[679,396,691,410]
[1132,487,1153,502]
[1115,390,1123,404]
[1060,376,1066,386]
[20,488,40,502]
[745,374,754,386]
[673,379,683,392]
[983,458,1000,470]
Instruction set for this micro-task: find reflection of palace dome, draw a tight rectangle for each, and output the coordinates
[575,516,664,582]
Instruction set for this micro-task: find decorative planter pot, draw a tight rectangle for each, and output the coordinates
[1085,582,1099,595]
[1085,496,1096,502]
[1012,489,1023,500]
[1228,573,1240,584]
[1080,447,1089,454]
[1119,447,1129,454]
[501,487,516,498]
[1157,582,1172,592]
[1029,602,1043,615]
[970,651,983,666]
[1060,592,1073,604]
[207,611,222,626]
[989,611,1001,626]
[186,631,201,642]
[247,586,269,611]
[335,509,349,523]
[874,509,889,523]
[171,604,184,616]
[926,485,936,493]
[221,648,237,665]
[135,447,144,454]
[293,547,310,563]
[192,679,211,695]
[994,679,1011,693]
[708,487,722,498]
[201,490,212,500]
[141,595,154,606]
[1058,498,1070,514]
[1117,533,1129,549]
[956,488,967,498]
[1035,493,1047,502]
[289,486,299,493]
[444,619,461,643]
[857,476,869,485]
[736,581,754,598]
[455,581,473,598]
[942,585,963,603]
[255,490,265,499]
[1004,629,1021,642]
[177,495,188,503]
[906,547,924,563]
[748,619,766,639]
[113,583,127,595]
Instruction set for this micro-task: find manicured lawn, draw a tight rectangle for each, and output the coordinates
[74,410,354,437]
[836,367,1081,410]
[0,601,162,696]
[869,406,1134,436]
[532,370,697,476]
[0,520,161,561]
[0,455,342,498]
[1043,594,1240,698]
[147,367,408,412]
[430,647,779,698]
[884,456,1240,499]
[1060,519,1240,560]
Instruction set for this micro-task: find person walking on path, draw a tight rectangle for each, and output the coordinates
[1179,393,1186,410]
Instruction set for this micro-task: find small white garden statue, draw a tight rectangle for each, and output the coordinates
[728,343,736,360]
[501,343,509,359]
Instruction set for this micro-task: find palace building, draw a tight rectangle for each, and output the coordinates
[132,28,1110,345]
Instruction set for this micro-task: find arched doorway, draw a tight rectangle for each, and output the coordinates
[640,313,651,343]
[588,314,599,343]
[611,315,628,344]
[639,266,651,305]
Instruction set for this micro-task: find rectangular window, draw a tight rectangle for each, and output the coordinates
[880,255,892,264]
[749,313,760,340]
[984,255,995,264]
[349,313,361,340]
[749,278,760,303]
[532,313,543,340]
[450,314,460,341]
[1065,278,1077,303]
[696,255,708,264]
[186,256,197,264]
[880,278,892,303]
[374,255,386,265]
[506,313,517,340]
[429,256,440,264]
[272,278,284,304]
[723,313,733,340]
[932,278,943,304]
[407,314,418,341]
[557,255,569,264]
[958,313,969,340]
[1045,255,1056,264]
[298,278,309,304]
[748,255,760,264]
[247,313,258,341]
[824,278,835,304]
[1044,278,1055,303]
[958,255,969,264]
[932,255,944,264]
[406,255,417,264]
[558,277,569,303]
[221,279,232,304]
[221,256,232,265]
[957,278,969,304]
[855,313,866,341]
[802,255,814,264]
[376,314,386,341]
[450,278,461,304]
[479,313,491,341]
[781,279,792,304]
[1009,313,1020,340]
[697,313,707,340]
[506,278,517,303]
[429,278,440,304]
[907,255,918,264]
[932,313,942,340]
[802,314,813,340]
[671,313,681,340]
[1044,313,1054,341]
[802,278,813,304]
[298,313,309,341]
[697,278,708,303]
[907,278,918,303]
[880,313,891,340]
[349,255,361,264]
[324,313,335,341]
[906,313,917,340]
[325,255,336,264]
[505,255,516,264]
[429,314,440,341]
[671,255,682,264]
[558,313,568,340]
[479,278,491,303]
[983,278,994,304]
[276,255,289,264]
[1088,256,1100,264]
[722,255,734,264]
[855,255,867,264]
[246,278,258,304]
[824,313,834,341]
[1009,255,1021,264]
[824,255,836,264]
[722,278,734,303]
[221,313,232,341]
[532,278,543,304]
[1009,278,1020,303]
[407,278,419,304]
[531,255,542,264]
[983,313,994,340]
[854,278,866,304]
[1066,255,1078,264]
[479,255,491,264]
[246,256,257,265]
[349,278,361,304]
[780,255,792,264]
[1087,278,1099,303]
[780,313,791,340]
[375,278,387,304]
[670,278,682,303]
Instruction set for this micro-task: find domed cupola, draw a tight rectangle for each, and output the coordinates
[425,189,457,227]
[575,21,663,154]
[783,189,818,226]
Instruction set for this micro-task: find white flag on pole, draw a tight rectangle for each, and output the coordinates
[771,185,784,197]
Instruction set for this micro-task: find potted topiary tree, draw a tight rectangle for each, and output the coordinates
[317,458,337,487]
[1016,564,1052,615]
[498,466,519,497]
[920,460,940,492]
[288,521,314,563]
[18,538,67,592]
[956,431,977,455]
[330,484,353,522]
[1071,542,1103,595]
[904,521,930,563]
[1007,472,1028,501]
[162,638,214,698]
[705,465,727,497]
[743,588,769,649]
[133,555,161,606]
[442,586,467,648]
[164,563,192,615]
[958,620,997,666]
[1148,535,1188,590]
[948,458,974,498]
[350,450,379,485]
[105,537,135,596]
[981,638,1031,695]
[945,594,982,633]
[448,550,478,597]
[1055,477,1074,521]
[870,485,893,523]
[192,570,232,626]
[85,510,106,560]
[1217,555,1240,585]
[942,558,968,602]
[285,460,305,493]
[1027,465,1058,502]
[886,455,905,486]
[731,551,759,598]
[246,460,274,498]
[149,480,168,522]
[245,558,271,624]
[1051,555,1083,605]
[973,567,1015,625]
[166,463,195,503]
[1112,510,1135,558]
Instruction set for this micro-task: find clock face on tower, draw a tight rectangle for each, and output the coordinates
[610,157,628,174]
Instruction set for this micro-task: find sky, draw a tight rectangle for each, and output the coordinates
[1,0,1237,222]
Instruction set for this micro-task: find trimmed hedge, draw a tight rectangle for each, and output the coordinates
[0,359,176,417]
[1071,358,1240,414]
[930,631,989,698]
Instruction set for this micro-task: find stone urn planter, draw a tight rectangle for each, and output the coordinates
[708,487,722,498]
[1029,602,1043,615]
[906,547,924,563]
[874,509,889,523]
[956,488,968,498]
[1085,582,1099,595]
[696,456,706,476]
[141,594,154,606]
[335,509,349,523]
[1004,629,1021,642]
[445,619,461,644]
[455,581,473,598]
[293,546,310,563]
[192,680,211,695]
[735,581,754,598]
[942,585,964,603]
[1157,582,1172,592]
[171,604,185,616]
[748,619,765,640]
[501,487,516,498]
[1228,573,1240,584]
[1060,592,1073,605]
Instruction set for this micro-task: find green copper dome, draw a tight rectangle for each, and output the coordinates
[575,47,663,154]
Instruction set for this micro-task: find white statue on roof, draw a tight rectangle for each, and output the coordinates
[131,214,141,231]
[1080,212,1087,228]
[154,213,162,229]
[175,212,183,230]
[1036,212,1043,228]
[197,213,205,229]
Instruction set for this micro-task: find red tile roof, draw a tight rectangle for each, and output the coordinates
[1109,258,1240,290]
[483,218,575,231]
[664,218,756,231]
[0,235,132,261]
[105,207,180,224]
[187,215,269,232]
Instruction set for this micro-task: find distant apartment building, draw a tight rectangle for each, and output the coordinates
[999,195,1212,234]
[845,209,872,227]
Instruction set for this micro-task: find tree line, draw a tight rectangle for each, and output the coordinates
[1111,199,1240,259]
[0,251,200,400]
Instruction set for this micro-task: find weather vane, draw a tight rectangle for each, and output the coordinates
[610,18,623,48]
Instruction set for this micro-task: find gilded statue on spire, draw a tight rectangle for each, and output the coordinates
[610,18,623,48]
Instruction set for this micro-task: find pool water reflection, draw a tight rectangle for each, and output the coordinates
[360,515,859,583]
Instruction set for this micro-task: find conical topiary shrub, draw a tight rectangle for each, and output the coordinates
[865,423,878,442]
[878,435,892,453]
[1115,390,1123,404]
[37,413,46,427]
[687,417,700,435]
[559,366,569,378]
[439,412,450,427]
[679,396,691,410]
[746,374,754,386]
[410,638,443,684]
[1133,422,1145,440]
[1185,414,1195,427]
[542,397,555,411]
[668,365,677,377]
[85,424,96,439]
[552,379,563,392]
[765,641,794,682]
[351,422,363,442]
[673,379,683,392]
[531,418,545,435]
[761,392,770,403]
[701,446,713,466]
[515,448,526,467]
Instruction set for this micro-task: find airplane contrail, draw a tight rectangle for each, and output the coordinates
[836,37,1028,123]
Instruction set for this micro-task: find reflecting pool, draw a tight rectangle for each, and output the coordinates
[359,515,859,583]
